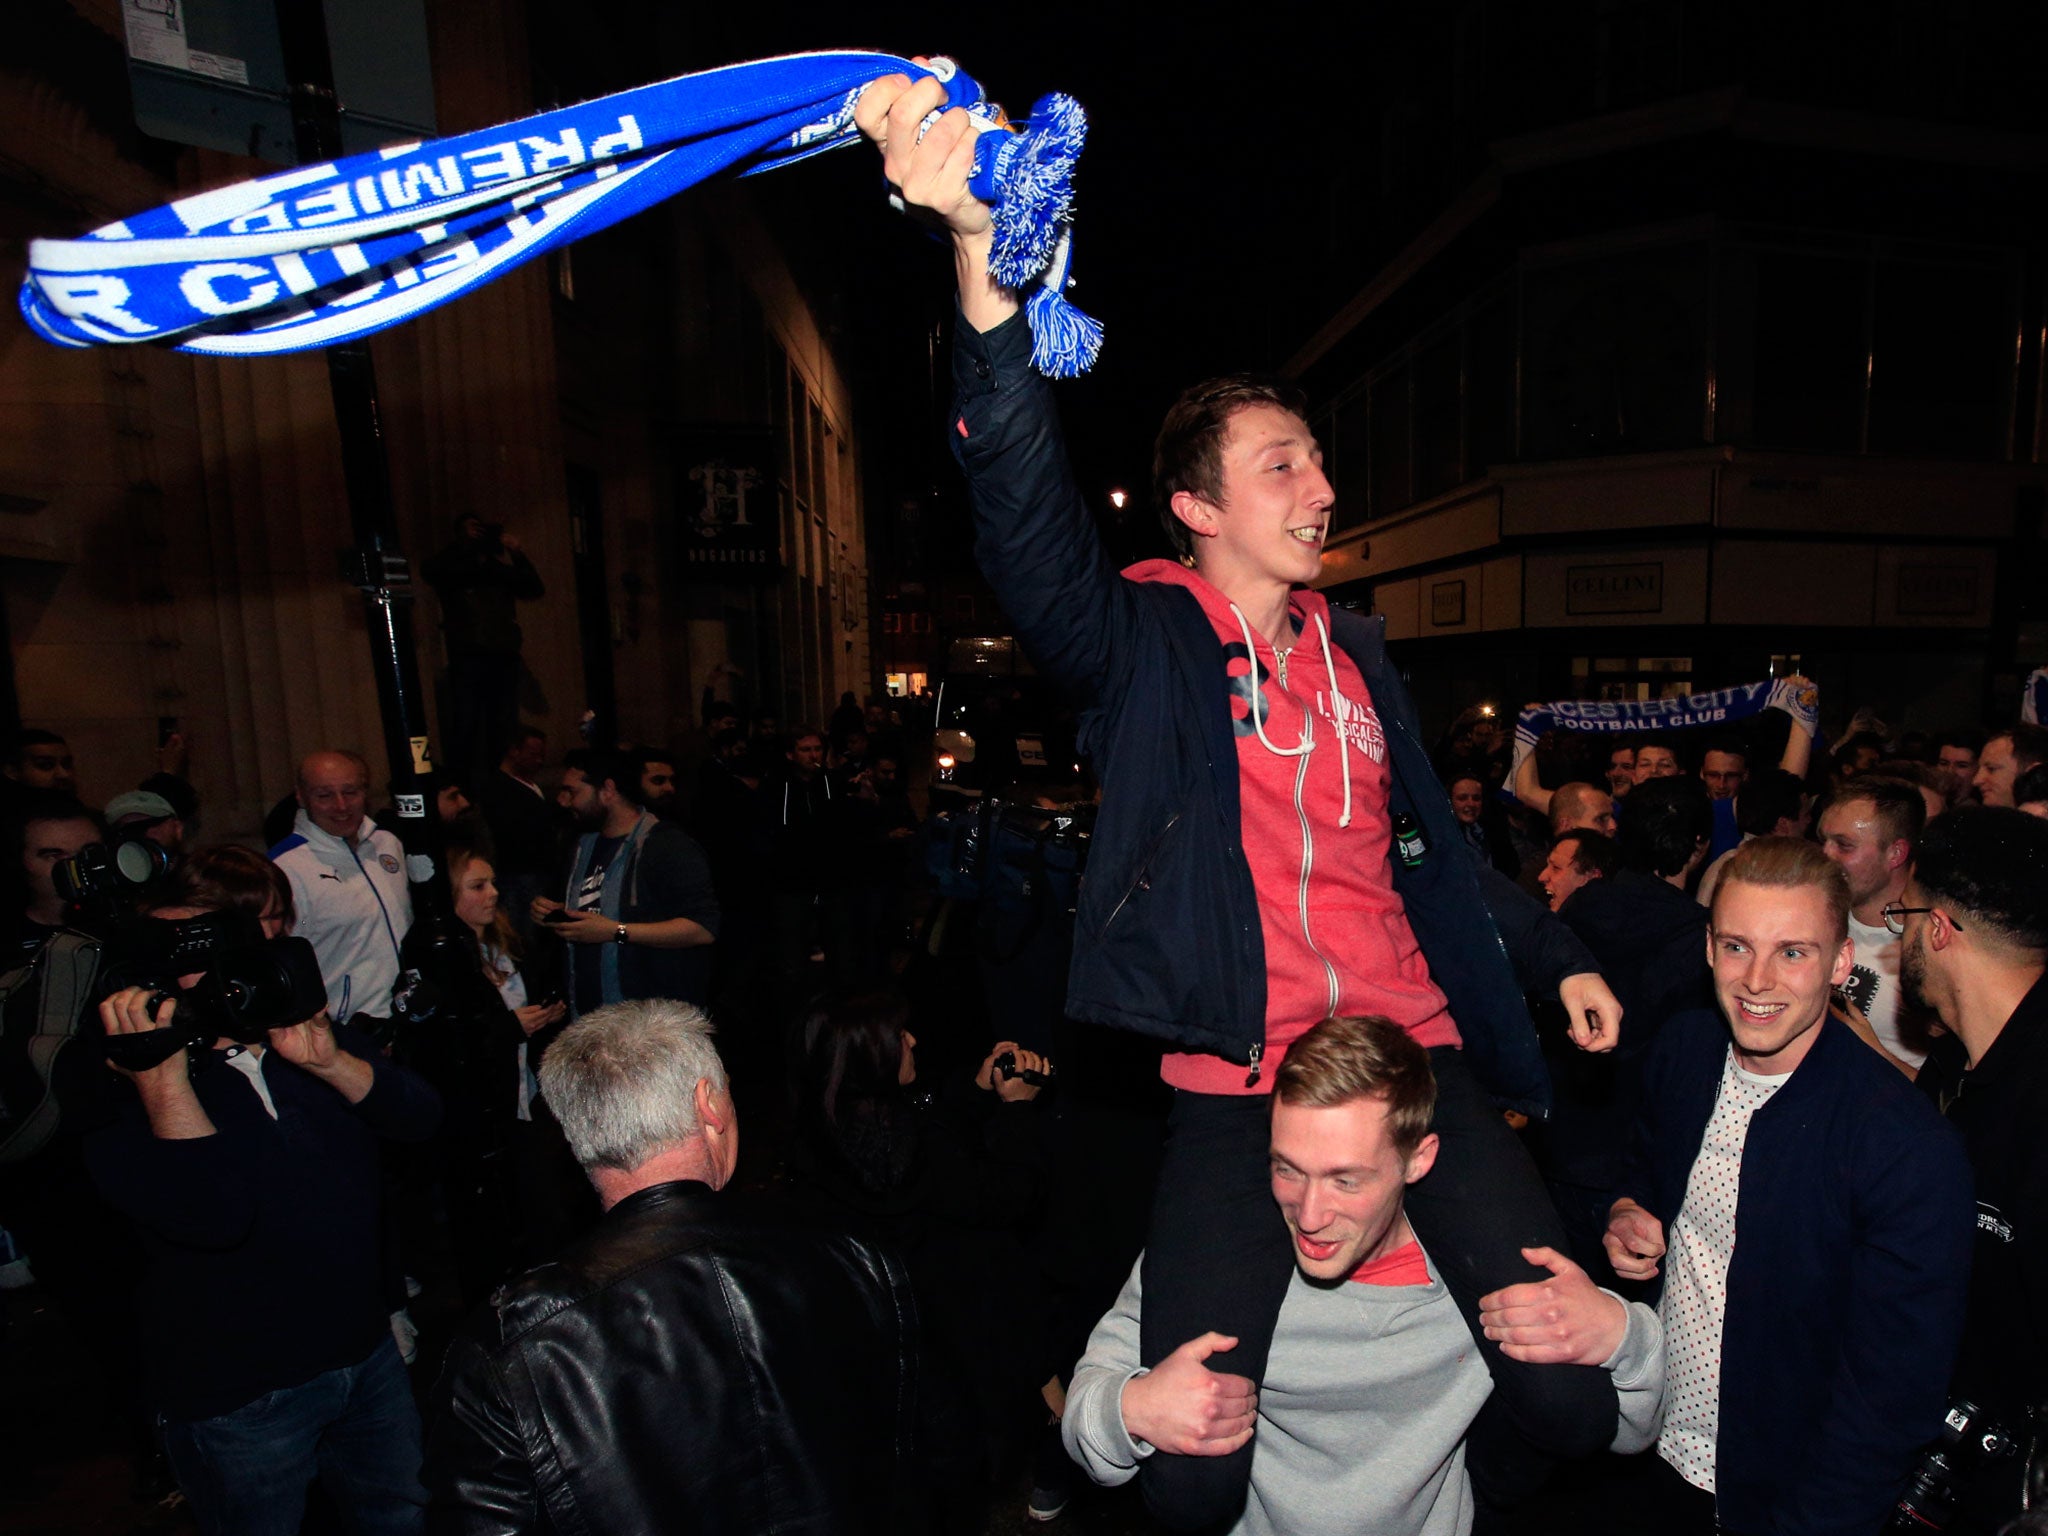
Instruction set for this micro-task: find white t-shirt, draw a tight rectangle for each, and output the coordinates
[1843,914,1924,1069]
[1657,1047,1789,1493]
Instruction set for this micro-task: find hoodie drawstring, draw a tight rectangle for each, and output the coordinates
[1227,602,1355,830]
[1228,603,1312,759]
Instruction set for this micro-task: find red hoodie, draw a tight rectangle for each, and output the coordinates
[1129,561,1458,1095]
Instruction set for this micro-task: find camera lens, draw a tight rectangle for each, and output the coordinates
[114,838,169,886]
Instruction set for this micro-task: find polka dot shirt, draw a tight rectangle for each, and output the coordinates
[1656,1046,1789,1495]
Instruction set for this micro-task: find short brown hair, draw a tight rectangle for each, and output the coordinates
[1152,375,1310,561]
[1825,777,1926,851]
[1710,835,1850,945]
[1273,1015,1435,1158]
[153,845,294,930]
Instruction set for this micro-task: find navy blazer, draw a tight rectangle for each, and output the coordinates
[1618,1008,1974,1535]
[951,311,1589,1116]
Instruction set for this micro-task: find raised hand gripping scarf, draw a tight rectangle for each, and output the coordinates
[20,52,1101,377]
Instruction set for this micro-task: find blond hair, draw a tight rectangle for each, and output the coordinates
[1711,835,1850,944]
[1273,1015,1436,1157]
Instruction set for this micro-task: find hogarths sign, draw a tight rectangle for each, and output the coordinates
[676,429,778,578]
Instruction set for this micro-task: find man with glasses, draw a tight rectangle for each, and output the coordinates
[1897,809,2048,1534]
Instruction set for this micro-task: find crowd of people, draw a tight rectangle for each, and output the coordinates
[0,701,945,1533]
[1,65,2046,1536]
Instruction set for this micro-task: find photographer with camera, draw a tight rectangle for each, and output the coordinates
[0,792,160,1490]
[84,846,442,1536]
[424,512,544,783]
[0,791,136,1272]
[1895,808,2048,1533]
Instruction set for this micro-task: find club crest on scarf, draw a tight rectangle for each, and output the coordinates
[20,51,1101,378]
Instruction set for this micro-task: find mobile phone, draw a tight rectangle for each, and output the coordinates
[157,715,180,748]
[541,909,575,925]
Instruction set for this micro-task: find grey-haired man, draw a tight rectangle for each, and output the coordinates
[423,999,919,1535]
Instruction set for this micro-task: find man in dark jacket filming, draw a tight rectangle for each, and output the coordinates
[856,68,1626,1528]
[86,848,443,1536]
[422,998,920,1534]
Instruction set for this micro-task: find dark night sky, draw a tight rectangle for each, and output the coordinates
[706,4,1371,556]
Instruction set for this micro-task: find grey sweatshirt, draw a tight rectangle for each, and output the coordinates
[1065,1244,1666,1536]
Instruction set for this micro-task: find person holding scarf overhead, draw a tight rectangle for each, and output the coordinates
[856,71,1627,1532]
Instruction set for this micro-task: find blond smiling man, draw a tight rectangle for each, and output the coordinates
[1601,839,1973,1535]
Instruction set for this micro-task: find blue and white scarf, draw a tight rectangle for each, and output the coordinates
[1510,676,1817,781]
[20,51,1100,377]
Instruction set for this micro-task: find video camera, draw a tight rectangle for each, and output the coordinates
[53,836,174,918]
[98,912,328,1073]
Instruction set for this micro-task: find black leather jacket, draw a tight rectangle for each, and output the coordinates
[425,1180,920,1535]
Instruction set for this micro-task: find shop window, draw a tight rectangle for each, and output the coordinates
[1369,364,1412,517]
[1466,293,1517,473]
[1868,257,2012,459]
[1748,249,1866,453]
[1414,332,1464,501]
[1329,395,1370,533]
[1523,246,1708,459]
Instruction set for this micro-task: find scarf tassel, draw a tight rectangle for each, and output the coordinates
[1024,227,1102,379]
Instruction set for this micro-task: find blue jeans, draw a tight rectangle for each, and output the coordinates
[162,1337,426,1536]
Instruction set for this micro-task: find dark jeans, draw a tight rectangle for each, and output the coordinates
[1136,1046,1618,1531]
[161,1336,426,1536]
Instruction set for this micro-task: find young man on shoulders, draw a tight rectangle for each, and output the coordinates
[857,70,1624,1528]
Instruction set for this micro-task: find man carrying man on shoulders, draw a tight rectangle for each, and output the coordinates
[1066,1015,1665,1536]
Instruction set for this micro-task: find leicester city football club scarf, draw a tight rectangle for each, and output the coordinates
[1509,676,1817,783]
[20,51,1102,377]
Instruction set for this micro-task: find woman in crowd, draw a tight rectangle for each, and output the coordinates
[430,844,567,1298]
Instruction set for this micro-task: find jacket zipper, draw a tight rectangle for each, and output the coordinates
[346,837,405,970]
[1276,650,1342,1027]
[1099,810,1183,934]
